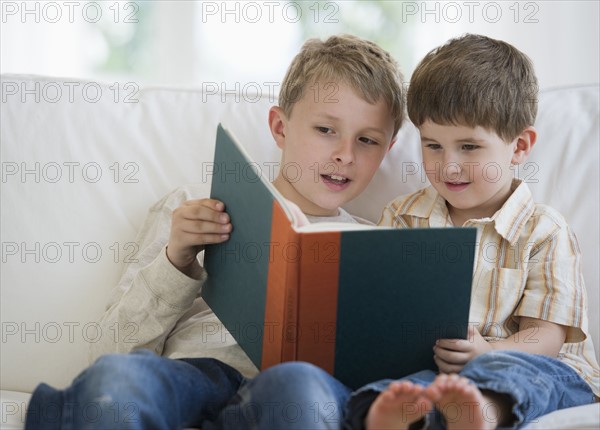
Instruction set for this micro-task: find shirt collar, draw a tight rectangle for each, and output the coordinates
[491,179,535,245]
[394,186,453,227]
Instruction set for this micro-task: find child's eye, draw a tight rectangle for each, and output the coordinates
[424,143,441,150]
[359,136,379,145]
[316,126,333,134]
[462,144,479,151]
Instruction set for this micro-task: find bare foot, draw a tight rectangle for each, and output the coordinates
[424,374,497,430]
[365,381,433,430]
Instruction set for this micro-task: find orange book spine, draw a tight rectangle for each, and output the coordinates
[261,201,299,368]
[261,202,341,373]
[296,231,341,374]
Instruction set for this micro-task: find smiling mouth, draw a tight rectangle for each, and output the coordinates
[322,174,350,185]
[445,181,470,190]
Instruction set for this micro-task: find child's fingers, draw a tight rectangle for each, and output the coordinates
[433,355,464,374]
[182,198,226,211]
[166,199,234,272]
[176,200,230,224]
[170,200,232,251]
[177,217,232,236]
[436,338,470,352]
[186,232,230,246]
[433,344,469,365]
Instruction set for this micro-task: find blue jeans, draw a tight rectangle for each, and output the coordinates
[24,349,245,430]
[205,362,351,430]
[344,350,596,429]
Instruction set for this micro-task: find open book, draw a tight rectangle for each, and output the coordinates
[203,124,476,389]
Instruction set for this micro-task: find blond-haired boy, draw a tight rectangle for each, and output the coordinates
[350,34,599,430]
[25,34,405,429]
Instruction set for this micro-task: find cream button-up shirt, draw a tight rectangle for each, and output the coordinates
[379,179,599,397]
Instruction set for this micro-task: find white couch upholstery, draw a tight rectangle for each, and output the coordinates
[1,74,598,428]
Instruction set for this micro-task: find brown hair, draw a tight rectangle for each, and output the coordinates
[407,34,538,141]
[279,34,405,136]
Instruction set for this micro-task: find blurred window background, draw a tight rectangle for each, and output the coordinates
[1,1,598,90]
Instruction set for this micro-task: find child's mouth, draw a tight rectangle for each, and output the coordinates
[445,182,470,192]
[322,174,349,184]
[321,174,351,190]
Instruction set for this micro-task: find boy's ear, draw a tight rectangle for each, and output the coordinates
[512,126,537,165]
[269,106,287,150]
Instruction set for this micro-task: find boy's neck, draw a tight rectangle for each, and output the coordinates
[272,175,339,217]
[448,207,478,227]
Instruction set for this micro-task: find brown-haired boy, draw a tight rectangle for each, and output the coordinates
[350,33,599,430]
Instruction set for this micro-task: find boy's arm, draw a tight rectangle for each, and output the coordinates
[493,316,567,355]
[433,318,567,374]
[89,186,228,362]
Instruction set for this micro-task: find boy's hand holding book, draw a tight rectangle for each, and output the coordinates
[167,198,232,278]
[433,325,492,373]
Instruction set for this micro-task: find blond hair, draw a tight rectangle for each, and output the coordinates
[408,34,538,141]
[279,34,405,136]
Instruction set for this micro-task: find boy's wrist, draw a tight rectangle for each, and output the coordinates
[165,247,203,280]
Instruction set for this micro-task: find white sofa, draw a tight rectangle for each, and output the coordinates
[1,74,598,429]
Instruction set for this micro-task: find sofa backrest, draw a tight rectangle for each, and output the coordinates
[1,75,598,392]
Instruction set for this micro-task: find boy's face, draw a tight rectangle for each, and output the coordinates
[420,121,528,223]
[270,82,396,216]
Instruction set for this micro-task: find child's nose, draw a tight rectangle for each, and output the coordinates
[332,138,355,164]
[443,150,459,165]
[441,152,463,179]
[443,161,463,182]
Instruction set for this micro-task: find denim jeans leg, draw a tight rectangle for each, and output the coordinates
[459,350,596,429]
[209,361,351,430]
[25,349,244,430]
[345,351,596,430]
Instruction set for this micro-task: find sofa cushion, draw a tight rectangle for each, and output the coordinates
[1,76,598,406]
[0,390,30,429]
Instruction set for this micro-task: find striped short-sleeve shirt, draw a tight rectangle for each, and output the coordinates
[379,179,599,396]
